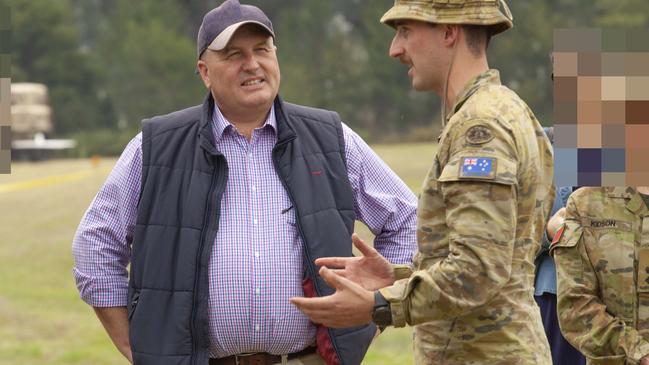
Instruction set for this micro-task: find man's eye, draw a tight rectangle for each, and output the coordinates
[255,47,270,53]
[226,51,242,59]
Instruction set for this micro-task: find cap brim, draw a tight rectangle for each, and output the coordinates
[206,21,274,51]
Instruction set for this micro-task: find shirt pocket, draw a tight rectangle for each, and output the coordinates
[585,227,636,322]
[281,205,297,227]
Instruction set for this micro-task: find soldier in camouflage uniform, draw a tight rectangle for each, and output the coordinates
[551,187,649,365]
[291,1,555,364]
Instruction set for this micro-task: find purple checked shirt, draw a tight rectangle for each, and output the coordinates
[72,104,417,357]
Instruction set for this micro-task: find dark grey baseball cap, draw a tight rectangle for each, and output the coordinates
[196,0,275,58]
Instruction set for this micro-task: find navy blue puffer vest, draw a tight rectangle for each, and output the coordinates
[128,95,376,365]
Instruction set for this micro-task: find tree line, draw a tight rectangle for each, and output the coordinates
[4,0,649,155]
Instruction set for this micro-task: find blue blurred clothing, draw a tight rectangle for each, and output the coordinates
[535,127,585,364]
[534,185,574,296]
[536,293,587,365]
[534,185,585,365]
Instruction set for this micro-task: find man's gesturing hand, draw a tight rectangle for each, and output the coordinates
[290,266,374,328]
[314,233,395,291]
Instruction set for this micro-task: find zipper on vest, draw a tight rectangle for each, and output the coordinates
[128,291,140,321]
[271,140,343,363]
[191,154,227,365]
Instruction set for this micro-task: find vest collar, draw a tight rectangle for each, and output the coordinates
[199,92,220,156]
[272,96,297,144]
[198,93,296,154]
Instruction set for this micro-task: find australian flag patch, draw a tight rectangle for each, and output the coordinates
[460,157,495,178]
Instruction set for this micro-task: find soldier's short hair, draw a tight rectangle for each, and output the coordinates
[463,25,491,57]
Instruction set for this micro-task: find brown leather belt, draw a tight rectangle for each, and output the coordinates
[209,346,316,365]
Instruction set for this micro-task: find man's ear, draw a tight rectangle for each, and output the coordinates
[442,24,460,48]
[197,59,211,89]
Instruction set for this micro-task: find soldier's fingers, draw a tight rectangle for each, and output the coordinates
[557,207,566,217]
[290,296,331,311]
[330,269,348,278]
[315,257,349,268]
[352,233,378,257]
[320,266,351,290]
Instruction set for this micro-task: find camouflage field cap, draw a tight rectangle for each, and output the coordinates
[380,0,513,36]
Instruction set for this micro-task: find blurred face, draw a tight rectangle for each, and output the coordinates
[198,24,280,118]
[389,20,447,93]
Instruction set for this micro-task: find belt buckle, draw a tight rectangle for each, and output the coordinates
[233,353,288,365]
[234,353,253,365]
[234,353,252,365]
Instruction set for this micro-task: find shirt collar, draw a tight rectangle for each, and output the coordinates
[211,103,277,143]
[608,186,649,217]
[448,69,501,121]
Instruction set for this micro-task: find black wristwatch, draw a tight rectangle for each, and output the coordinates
[372,291,393,329]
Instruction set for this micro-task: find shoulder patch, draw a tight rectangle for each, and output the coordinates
[465,124,494,145]
[459,157,496,179]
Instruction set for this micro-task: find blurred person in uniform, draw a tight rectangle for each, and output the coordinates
[551,186,649,365]
[534,127,586,365]
[71,1,418,364]
[290,1,555,364]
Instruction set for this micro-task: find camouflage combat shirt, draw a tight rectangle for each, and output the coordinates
[551,187,649,365]
[380,69,555,365]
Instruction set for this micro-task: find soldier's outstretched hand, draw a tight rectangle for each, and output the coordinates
[315,233,395,291]
[290,266,374,328]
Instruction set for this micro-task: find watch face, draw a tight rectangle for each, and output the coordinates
[372,306,392,327]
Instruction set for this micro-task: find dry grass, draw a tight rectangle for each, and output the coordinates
[0,142,436,365]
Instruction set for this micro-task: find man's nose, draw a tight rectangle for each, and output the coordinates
[389,36,404,59]
[242,53,260,71]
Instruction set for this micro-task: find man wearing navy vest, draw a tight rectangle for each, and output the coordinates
[71,1,417,365]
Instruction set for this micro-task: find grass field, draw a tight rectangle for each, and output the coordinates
[0,142,437,365]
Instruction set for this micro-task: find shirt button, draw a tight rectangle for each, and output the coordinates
[255,325,260,332]
[255,288,260,295]
[253,219,258,225]
[248,153,253,159]
[254,251,260,258]
[251,185,256,192]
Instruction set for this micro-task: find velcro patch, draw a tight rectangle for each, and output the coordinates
[459,157,495,178]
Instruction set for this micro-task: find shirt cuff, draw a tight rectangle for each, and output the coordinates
[392,264,414,281]
[379,278,410,328]
[73,268,129,307]
[629,338,649,364]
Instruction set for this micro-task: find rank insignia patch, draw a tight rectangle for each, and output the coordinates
[460,157,495,178]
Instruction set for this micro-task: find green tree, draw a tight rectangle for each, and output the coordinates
[6,0,115,134]
[96,0,205,129]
